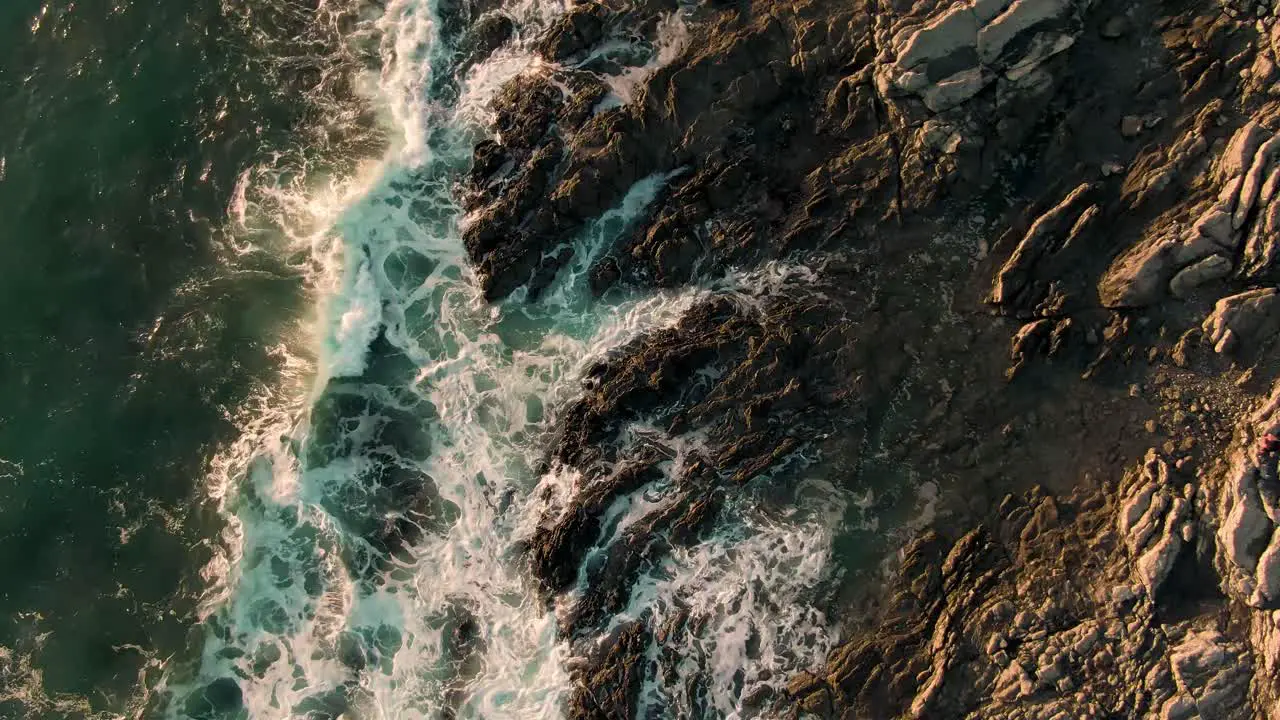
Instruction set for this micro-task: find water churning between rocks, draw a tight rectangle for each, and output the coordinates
[148,0,858,717]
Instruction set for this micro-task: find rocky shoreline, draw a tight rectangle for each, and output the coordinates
[454,0,1280,715]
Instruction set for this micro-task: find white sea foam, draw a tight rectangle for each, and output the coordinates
[536,421,847,719]
[456,48,551,130]
[0,612,119,719]
[635,480,847,719]
[0,457,21,480]
[169,0,857,717]
[595,11,690,110]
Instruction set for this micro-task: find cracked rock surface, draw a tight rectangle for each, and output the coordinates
[453,0,1280,713]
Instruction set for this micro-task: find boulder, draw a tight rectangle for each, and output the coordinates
[1240,188,1280,280]
[896,5,980,70]
[990,183,1094,305]
[977,0,1074,64]
[1202,288,1280,356]
[1218,122,1271,184]
[1169,254,1231,298]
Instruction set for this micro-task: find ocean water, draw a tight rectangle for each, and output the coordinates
[0,1,917,717]
[0,0,377,715]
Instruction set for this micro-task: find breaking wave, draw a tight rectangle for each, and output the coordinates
[157,0,857,717]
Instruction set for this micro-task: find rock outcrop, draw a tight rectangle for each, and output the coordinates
[787,376,1280,720]
[527,287,864,636]
[1119,450,1193,600]
[788,461,1255,719]
[1101,118,1280,308]
[1202,287,1280,356]
[449,0,1280,714]
[1213,383,1280,618]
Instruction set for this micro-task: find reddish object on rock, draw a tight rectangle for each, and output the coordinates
[1260,433,1280,456]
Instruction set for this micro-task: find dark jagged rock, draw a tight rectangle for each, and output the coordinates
[527,289,863,636]
[787,372,1280,719]
[448,0,1280,715]
[538,3,611,61]
[989,183,1098,310]
[438,600,485,719]
[465,0,1222,303]
[565,620,651,720]
[462,0,892,299]
[457,12,514,72]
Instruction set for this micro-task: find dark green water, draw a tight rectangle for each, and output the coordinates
[0,1,373,715]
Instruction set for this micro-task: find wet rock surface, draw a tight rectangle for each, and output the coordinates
[527,282,874,638]
[453,0,1280,714]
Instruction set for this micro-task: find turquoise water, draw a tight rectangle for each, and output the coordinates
[0,1,886,717]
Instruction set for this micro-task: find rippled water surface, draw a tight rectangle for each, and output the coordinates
[0,1,894,717]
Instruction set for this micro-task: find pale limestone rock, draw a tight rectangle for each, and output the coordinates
[1099,230,1221,308]
[1220,463,1274,571]
[1191,206,1238,248]
[896,6,979,70]
[973,0,1015,24]
[1253,527,1280,606]
[921,67,993,111]
[1240,199,1280,278]
[1176,230,1224,265]
[993,662,1030,701]
[1170,254,1232,298]
[920,119,959,152]
[1202,287,1280,355]
[1216,328,1239,355]
[1059,203,1098,252]
[978,0,1074,64]
[1168,630,1252,718]
[1135,504,1184,597]
[1260,160,1280,205]
[1120,482,1157,534]
[1251,49,1278,87]
[1119,454,1187,598]
[1219,174,1245,211]
[1004,32,1075,81]
[1234,135,1280,229]
[895,69,930,92]
[1160,694,1196,720]
[1218,121,1270,183]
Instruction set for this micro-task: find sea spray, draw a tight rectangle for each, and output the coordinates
[169,0,858,717]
